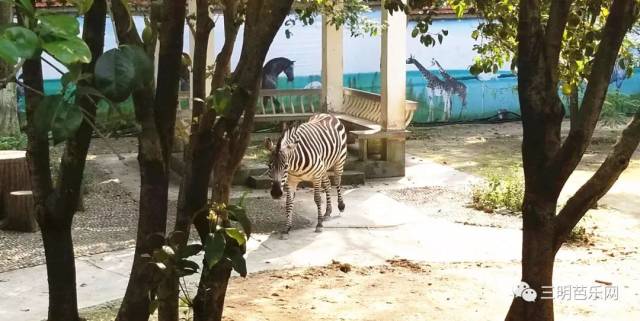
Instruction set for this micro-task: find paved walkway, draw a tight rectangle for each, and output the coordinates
[0,155,540,321]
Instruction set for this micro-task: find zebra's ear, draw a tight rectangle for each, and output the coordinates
[264,138,274,151]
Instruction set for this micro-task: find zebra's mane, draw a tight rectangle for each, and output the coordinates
[277,123,301,151]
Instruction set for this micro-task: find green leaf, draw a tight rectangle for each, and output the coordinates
[224,228,246,246]
[167,231,187,248]
[0,39,19,65]
[204,232,226,270]
[120,45,153,89]
[227,204,252,237]
[61,64,83,88]
[178,243,203,258]
[1,26,40,59]
[34,95,64,138]
[37,14,80,38]
[211,88,231,114]
[7,0,35,17]
[33,94,84,143]
[177,259,200,273]
[51,103,83,145]
[228,249,247,277]
[43,37,92,65]
[94,48,136,102]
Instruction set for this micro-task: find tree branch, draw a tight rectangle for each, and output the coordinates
[554,111,640,249]
[53,0,107,218]
[550,0,639,191]
[544,0,573,85]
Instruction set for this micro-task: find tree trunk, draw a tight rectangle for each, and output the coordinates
[41,219,80,321]
[0,83,19,136]
[505,201,557,321]
[18,1,106,320]
[0,1,19,136]
[112,0,185,319]
[0,191,37,232]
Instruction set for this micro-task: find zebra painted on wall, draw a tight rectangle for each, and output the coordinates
[265,113,348,239]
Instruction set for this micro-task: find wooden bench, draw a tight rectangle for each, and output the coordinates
[337,88,417,160]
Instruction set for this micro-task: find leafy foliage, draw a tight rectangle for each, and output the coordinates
[472,169,524,214]
[451,0,637,92]
[0,26,39,65]
[600,92,640,127]
[34,94,84,144]
[293,0,380,37]
[0,133,27,150]
[202,196,252,277]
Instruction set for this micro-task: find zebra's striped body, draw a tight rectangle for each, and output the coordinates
[266,113,347,239]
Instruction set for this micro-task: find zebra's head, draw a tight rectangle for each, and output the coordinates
[264,137,296,199]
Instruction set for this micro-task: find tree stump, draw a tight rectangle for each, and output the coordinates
[0,191,38,232]
[0,151,31,221]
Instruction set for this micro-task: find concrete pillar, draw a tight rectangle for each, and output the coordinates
[321,9,344,113]
[380,0,407,131]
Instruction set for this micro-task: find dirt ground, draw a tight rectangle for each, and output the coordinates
[75,120,640,321]
[82,257,640,321]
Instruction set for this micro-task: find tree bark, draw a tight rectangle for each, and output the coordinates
[504,1,639,321]
[0,83,19,136]
[19,1,106,320]
[111,0,186,320]
[0,1,19,136]
[190,1,294,320]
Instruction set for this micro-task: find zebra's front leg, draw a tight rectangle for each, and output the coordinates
[281,183,295,240]
[322,175,332,219]
[313,178,324,233]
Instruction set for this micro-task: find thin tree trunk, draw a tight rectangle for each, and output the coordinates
[0,83,19,136]
[20,1,106,320]
[0,1,19,136]
[111,0,185,319]
[190,3,294,320]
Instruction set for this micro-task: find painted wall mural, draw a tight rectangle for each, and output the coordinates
[34,10,640,124]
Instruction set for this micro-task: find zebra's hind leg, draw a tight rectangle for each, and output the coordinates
[313,178,324,233]
[334,169,346,212]
[322,174,333,219]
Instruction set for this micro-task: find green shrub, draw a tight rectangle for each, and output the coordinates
[600,93,640,127]
[472,169,524,214]
[0,133,27,150]
[567,225,592,245]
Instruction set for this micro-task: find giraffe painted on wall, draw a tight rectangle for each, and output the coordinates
[406,55,451,122]
[431,58,468,119]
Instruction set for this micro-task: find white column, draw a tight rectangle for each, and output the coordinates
[380,0,407,131]
[321,10,344,113]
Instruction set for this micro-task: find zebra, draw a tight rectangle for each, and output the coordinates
[264,113,347,239]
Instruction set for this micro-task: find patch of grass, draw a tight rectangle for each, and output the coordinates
[567,225,593,245]
[471,168,524,214]
[600,92,639,127]
[0,133,27,150]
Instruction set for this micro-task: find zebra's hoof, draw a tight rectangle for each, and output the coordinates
[315,226,323,233]
[280,232,289,240]
[338,202,345,212]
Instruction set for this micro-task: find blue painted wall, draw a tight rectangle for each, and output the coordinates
[37,10,640,123]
